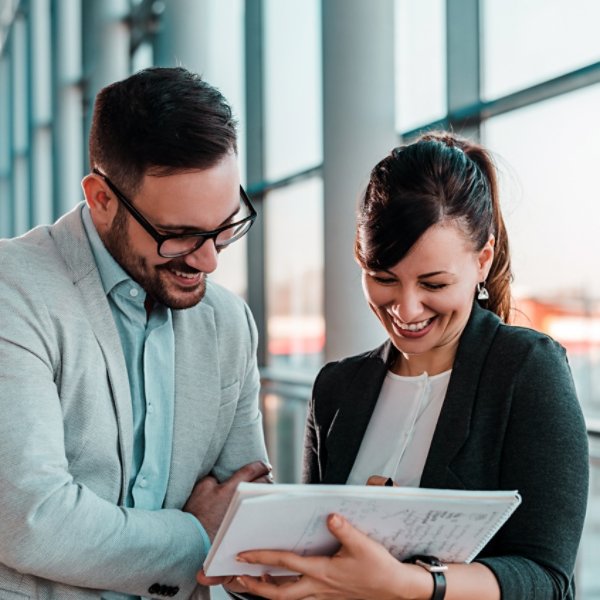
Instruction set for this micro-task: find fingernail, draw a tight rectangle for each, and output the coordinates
[236,556,248,563]
[236,577,247,588]
[262,461,273,471]
[329,514,342,528]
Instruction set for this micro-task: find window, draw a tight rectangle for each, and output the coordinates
[265,177,324,371]
[481,0,600,100]
[395,0,446,132]
[483,84,600,420]
[264,0,322,181]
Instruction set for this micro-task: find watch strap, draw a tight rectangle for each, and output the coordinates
[403,555,447,600]
[430,569,446,600]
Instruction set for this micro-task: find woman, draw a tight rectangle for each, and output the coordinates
[203,132,590,599]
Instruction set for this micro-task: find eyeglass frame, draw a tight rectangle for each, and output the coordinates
[92,168,257,258]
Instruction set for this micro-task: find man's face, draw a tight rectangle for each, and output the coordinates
[99,153,240,309]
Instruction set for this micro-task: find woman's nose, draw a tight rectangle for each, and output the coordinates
[392,289,424,323]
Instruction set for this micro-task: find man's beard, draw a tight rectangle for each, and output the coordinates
[100,206,207,309]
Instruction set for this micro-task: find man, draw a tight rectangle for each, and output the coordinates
[0,67,270,599]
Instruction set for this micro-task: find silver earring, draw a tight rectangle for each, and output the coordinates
[477,282,489,301]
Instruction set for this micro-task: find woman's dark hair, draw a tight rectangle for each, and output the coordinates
[355,131,512,322]
[88,67,237,195]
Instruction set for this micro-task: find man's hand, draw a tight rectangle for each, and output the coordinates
[183,461,272,542]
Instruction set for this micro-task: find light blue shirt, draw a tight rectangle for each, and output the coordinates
[82,207,210,599]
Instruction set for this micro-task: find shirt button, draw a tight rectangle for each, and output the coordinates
[139,477,148,488]
[147,404,154,414]
[129,288,139,297]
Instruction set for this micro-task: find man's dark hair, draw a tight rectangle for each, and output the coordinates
[89,67,237,195]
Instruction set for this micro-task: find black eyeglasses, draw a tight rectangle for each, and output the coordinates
[92,168,257,258]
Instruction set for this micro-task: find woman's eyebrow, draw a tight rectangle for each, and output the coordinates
[418,270,452,279]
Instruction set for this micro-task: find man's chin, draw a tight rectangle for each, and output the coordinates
[141,270,207,310]
[160,287,206,310]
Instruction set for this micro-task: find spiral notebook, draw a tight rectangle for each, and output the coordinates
[203,483,521,576]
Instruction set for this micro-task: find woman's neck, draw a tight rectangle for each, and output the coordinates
[391,344,458,377]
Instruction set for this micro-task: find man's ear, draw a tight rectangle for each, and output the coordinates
[81,173,118,230]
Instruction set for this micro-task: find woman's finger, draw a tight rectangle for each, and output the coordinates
[237,549,327,580]
[365,475,388,486]
[236,574,316,600]
[326,513,373,551]
[195,569,233,586]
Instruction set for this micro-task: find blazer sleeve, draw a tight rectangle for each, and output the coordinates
[211,301,269,482]
[0,251,205,597]
[302,362,338,484]
[475,336,589,599]
[302,394,319,484]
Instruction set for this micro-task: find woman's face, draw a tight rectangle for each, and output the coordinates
[362,221,494,376]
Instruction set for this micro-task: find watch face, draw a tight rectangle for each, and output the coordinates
[414,556,448,572]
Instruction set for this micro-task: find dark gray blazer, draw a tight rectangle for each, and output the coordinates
[303,302,589,599]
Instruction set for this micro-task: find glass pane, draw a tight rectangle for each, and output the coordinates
[482,0,600,100]
[265,178,324,371]
[261,387,310,483]
[201,0,246,182]
[483,84,600,419]
[132,41,153,72]
[264,0,322,180]
[395,0,446,132]
[579,438,600,599]
[210,235,248,300]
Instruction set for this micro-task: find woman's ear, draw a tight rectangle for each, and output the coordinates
[478,234,495,280]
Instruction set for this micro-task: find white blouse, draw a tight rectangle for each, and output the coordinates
[347,369,451,487]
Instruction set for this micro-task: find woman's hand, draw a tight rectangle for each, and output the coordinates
[196,571,300,594]
[233,513,430,600]
[196,571,248,594]
[366,474,397,486]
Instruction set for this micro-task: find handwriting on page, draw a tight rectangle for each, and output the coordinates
[293,496,505,563]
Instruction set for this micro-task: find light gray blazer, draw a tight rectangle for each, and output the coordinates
[0,204,268,599]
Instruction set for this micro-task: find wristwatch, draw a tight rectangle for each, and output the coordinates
[403,554,447,600]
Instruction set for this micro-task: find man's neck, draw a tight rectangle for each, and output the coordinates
[144,295,155,319]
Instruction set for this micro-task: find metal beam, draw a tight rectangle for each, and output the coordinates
[245,0,267,367]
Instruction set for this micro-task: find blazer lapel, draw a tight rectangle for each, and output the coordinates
[165,301,220,505]
[323,341,395,484]
[421,303,501,487]
[50,205,134,501]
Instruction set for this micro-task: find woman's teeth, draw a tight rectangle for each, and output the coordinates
[395,317,434,332]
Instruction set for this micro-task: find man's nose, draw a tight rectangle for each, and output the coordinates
[183,239,219,274]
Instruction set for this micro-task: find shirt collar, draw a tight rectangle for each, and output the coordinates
[82,204,144,299]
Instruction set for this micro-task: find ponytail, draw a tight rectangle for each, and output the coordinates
[462,143,513,322]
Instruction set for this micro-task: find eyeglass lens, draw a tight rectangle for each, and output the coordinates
[159,218,253,257]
